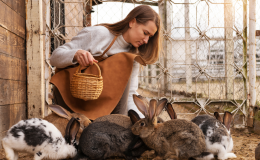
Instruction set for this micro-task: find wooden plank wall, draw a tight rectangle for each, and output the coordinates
[0,0,26,148]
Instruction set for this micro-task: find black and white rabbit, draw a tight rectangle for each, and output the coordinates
[2,117,80,160]
[191,112,236,160]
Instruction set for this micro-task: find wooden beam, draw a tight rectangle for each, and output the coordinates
[224,0,234,100]
[26,0,45,118]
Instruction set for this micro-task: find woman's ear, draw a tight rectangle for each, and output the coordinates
[129,18,136,28]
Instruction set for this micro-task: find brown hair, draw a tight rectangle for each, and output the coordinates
[97,5,162,64]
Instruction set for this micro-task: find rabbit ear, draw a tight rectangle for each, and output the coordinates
[165,103,177,119]
[65,117,80,145]
[48,105,72,120]
[155,98,168,117]
[223,111,232,130]
[149,99,157,120]
[214,112,222,122]
[128,110,141,124]
[133,94,148,117]
[136,95,149,106]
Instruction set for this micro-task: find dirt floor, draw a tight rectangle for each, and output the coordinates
[0,127,259,160]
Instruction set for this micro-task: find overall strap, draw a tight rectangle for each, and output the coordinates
[98,36,118,58]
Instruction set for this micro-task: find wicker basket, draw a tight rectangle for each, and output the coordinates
[70,63,103,101]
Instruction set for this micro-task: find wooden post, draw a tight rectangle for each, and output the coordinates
[224,0,234,100]
[242,0,248,127]
[26,0,45,118]
[185,0,192,93]
[248,0,256,127]
[159,0,171,96]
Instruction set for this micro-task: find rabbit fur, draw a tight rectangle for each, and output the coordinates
[131,94,206,159]
[73,101,169,160]
[2,118,80,160]
[43,104,91,142]
[191,112,236,160]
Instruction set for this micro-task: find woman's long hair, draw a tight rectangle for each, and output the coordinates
[97,5,162,64]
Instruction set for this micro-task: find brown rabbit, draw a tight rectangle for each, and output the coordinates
[131,94,206,159]
[44,104,91,142]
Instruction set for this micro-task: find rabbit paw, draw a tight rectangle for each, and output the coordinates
[152,156,164,160]
[141,150,156,159]
[226,153,237,159]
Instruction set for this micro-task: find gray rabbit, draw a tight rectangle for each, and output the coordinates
[73,110,149,160]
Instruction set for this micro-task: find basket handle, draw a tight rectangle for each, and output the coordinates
[76,62,101,77]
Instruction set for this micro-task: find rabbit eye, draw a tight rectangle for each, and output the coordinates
[157,120,161,123]
[140,122,145,126]
[76,118,80,120]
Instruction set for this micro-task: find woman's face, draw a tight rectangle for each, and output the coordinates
[124,19,157,48]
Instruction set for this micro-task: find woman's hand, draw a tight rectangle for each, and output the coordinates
[73,50,98,67]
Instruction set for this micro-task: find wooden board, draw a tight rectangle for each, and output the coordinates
[0,79,26,106]
[0,1,25,38]
[0,105,10,133]
[0,54,26,81]
[0,103,26,142]
[0,0,27,149]
[9,103,27,126]
[0,130,7,148]
[1,0,26,18]
[0,26,26,59]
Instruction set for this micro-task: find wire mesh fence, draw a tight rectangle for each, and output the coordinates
[45,0,260,127]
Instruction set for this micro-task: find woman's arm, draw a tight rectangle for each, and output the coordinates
[50,27,93,68]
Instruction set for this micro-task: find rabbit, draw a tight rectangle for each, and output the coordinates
[73,94,174,160]
[91,113,165,159]
[73,110,145,160]
[43,104,91,142]
[93,95,166,129]
[130,94,206,160]
[2,117,80,160]
[191,111,236,160]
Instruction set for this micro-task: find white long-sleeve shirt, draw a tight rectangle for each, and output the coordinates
[50,26,144,118]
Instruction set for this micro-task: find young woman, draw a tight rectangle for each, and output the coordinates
[50,5,162,119]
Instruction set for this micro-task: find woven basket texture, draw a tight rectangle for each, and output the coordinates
[70,63,103,101]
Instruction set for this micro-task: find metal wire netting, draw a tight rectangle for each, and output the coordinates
[45,0,260,126]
